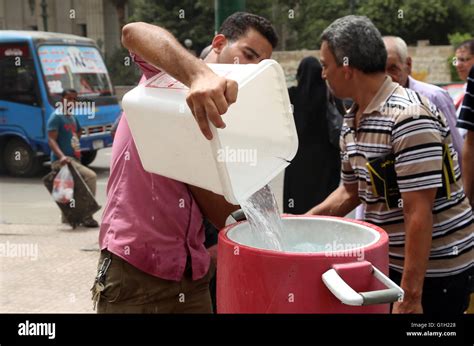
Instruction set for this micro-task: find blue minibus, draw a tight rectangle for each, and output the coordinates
[0,30,121,176]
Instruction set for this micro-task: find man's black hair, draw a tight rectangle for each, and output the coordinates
[62,89,78,98]
[219,12,278,49]
[456,39,474,55]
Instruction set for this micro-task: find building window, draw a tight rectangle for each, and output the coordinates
[28,0,35,15]
[79,24,87,37]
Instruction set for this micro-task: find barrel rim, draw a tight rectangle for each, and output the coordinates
[219,215,388,257]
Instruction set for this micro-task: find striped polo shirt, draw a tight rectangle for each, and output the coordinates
[457,66,474,131]
[341,77,473,278]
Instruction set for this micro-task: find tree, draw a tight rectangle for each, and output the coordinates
[106,46,141,86]
[356,0,454,44]
[129,0,214,56]
[111,0,128,30]
[246,0,474,49]
[120,0,474,56]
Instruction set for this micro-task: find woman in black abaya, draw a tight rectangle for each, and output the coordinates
[283,56,343,214]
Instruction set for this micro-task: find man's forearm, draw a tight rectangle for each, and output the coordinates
[188,185,239,229]
[397,188,436,313]
[400,211,432,303]
[121,22,210,87]
[307,184,360,216]
[462,131,474,207]
[48,138,65,160]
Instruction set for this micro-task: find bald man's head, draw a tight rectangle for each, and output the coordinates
[383,36,412,87]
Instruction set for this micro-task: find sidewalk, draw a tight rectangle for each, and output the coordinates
[0,222,100,313]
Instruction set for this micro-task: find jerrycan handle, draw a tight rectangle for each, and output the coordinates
[225,209,247,226]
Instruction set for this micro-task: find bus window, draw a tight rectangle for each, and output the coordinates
[0,43,40,106]
[38,45,113,104]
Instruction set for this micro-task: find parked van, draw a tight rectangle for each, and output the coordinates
[0,31,121,176]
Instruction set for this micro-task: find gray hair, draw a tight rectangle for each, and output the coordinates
[321,15,387,74]
[200,45,212,59]
[383,36,408,63]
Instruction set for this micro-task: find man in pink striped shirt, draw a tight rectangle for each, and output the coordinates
[92,12,278,313]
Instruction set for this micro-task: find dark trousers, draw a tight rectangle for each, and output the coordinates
[203,219,218,313]
[389,268,473,314]
[94,250,215,313]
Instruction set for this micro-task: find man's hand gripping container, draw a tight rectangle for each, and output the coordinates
[122,59,298,204]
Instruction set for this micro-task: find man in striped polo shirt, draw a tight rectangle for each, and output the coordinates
[308,15,473,314]
[457,65,474,313]
[458,65,474,208]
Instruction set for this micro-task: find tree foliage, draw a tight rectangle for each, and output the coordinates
[355,0,473,45]
[129,0,214,55]
[108,0,473,84]
[127,0,474,51]
[105,46,141,86]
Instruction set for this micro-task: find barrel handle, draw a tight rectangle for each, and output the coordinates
[322,264,404,306]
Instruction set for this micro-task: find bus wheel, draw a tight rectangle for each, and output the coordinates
[81,150,97,166]
[3,138,42,177]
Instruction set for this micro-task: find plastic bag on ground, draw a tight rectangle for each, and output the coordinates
[52,165,74,204]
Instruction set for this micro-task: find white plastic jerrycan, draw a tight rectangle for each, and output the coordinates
[122,59,298,204]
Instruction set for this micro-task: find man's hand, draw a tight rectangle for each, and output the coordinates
[392,297,423,314]
[186,70,238,140]
[121,22,239,140]
[307,183,360,216]
[59,156,71,166]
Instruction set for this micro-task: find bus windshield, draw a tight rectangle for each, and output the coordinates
[38,45,113,100]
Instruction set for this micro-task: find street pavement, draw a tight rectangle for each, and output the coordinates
[0,147,287,313]
[0,149,112,313]
[1,146,471,315]
[0,146,359,313]
[0,223,99,313]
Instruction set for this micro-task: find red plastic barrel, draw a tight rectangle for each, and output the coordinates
[217,216,403,313]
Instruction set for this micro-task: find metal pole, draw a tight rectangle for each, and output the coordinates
[40,0,48,31]
[215,0,246,33]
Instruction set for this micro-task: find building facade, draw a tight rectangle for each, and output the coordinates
[0,0,127,55]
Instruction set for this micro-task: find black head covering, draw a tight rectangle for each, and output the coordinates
[289,56,327,140]
[284,57,341,213]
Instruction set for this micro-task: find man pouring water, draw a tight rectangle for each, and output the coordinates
[93,13,278,313]
[307,16,473,314]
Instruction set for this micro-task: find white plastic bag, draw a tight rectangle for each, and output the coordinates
[52,165,74,204]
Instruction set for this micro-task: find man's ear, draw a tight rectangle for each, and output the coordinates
[343,65,353,80]
[212,34,227,54]
[406,56,412,75]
